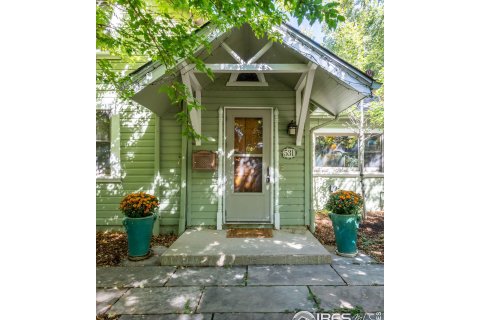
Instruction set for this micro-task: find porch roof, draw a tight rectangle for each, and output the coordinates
[129,22,381,117]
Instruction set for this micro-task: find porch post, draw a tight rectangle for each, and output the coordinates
[153,115,161,235]
[274,108,280,229]
[178,103,188,235]
[216,107,224,230]
[304,117,314,232]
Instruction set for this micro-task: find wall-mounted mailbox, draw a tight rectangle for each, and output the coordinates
[192,151,217,171]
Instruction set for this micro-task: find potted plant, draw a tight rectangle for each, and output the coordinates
[325,190,363,257]
[119,192,159,260]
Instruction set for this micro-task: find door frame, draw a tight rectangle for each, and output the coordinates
[217,106,279,229]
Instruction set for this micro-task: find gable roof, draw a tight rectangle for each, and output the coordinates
[129,22,381,117]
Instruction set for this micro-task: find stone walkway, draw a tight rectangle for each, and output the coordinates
[97,248,384,319]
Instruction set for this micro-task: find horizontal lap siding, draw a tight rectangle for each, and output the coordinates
[96,105,156,228]
[96,55,152,230]
[158,106,182,230]
[189,105,218,227]
[189,83,305,227]
[312,176,384,212]
[278,98,306,226]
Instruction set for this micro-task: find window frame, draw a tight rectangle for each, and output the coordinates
[96,104,121,182]
[313,128,383,176]
[363,132,384,174]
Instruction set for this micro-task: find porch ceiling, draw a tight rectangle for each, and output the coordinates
[131,23,380,117]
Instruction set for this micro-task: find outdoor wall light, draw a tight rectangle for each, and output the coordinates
[287,120,297,136]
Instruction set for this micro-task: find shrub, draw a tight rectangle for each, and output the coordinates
[325,190,363,215]
[119,192,159,218]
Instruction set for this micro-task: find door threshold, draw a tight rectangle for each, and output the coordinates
[223,223,274,229]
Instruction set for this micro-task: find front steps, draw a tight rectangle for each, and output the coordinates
[160,228,332,266]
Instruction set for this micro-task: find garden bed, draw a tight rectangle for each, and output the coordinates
[314,211,384,262]
[96,231,178,267]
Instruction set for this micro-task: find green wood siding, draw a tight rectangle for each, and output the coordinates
[188,79,306,227]
[96,102,184,234]
[158,105,183,233]
[96,104,157,230]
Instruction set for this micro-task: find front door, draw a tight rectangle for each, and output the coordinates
[225,109,272,223]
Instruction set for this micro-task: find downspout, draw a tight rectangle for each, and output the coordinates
[308,115,339,233]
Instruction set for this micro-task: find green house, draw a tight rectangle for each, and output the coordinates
[96,23,383,235]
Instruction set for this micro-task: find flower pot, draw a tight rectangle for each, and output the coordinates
[329,212,360,257]
[123,214,157,260]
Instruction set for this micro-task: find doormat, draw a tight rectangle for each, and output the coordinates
[226,228,273,238]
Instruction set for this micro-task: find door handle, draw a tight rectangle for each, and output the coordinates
[266,166,271,184]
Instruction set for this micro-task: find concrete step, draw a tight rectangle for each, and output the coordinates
[159,228,332,266]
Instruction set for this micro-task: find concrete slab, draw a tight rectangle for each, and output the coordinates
[96,266,176,288]
[166,267,246,286]
[213,313,296,320]
[309,286,384,312]
[160,229,331,266]
[332,264,384,285]
[119,314,212,320]
[120,246,168,267]
[197,286,316,313]
[109,287,203,314]
[97,288,128,315]
[247,265,346,286]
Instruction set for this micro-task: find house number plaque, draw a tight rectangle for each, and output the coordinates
[282,147,296,159]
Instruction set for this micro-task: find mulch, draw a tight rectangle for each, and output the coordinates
[96,315,120,320]
[314,211,384,263]
[96,231,178,267]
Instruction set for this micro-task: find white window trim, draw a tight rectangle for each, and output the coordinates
[313,127,383,176]
[96,104,121,182]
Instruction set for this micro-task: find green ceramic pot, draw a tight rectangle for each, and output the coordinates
[328,212,361,257]
[123,214,157,260]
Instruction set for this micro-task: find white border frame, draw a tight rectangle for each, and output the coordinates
[218,106,277,229]
[312,127,383,176]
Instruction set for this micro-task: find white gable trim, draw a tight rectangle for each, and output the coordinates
[274,25,379,95]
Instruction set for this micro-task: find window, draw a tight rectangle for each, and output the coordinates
[315,135,359,172]
[96,110,111,176]
[313,130,383,174]
[364,134,384,173]
[96,107,120,180]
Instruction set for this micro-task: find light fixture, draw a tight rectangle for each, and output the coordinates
[287,120,297,136]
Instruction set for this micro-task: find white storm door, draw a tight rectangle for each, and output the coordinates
[225,109,272,222]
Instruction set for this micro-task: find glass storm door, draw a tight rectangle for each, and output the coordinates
[225,109,272,222]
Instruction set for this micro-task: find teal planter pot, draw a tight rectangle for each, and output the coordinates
[329,212,361,257]
[123,214,157,260]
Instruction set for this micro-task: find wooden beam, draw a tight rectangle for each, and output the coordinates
[221,42,245,64]
[189,63,309,73]
[296,64,317,146]
[189,72,202,92]
[247,41,273,64]
[294,72,307,91]
[295,73,307,124]
[181,69,202,146]
[296,89,301,125]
